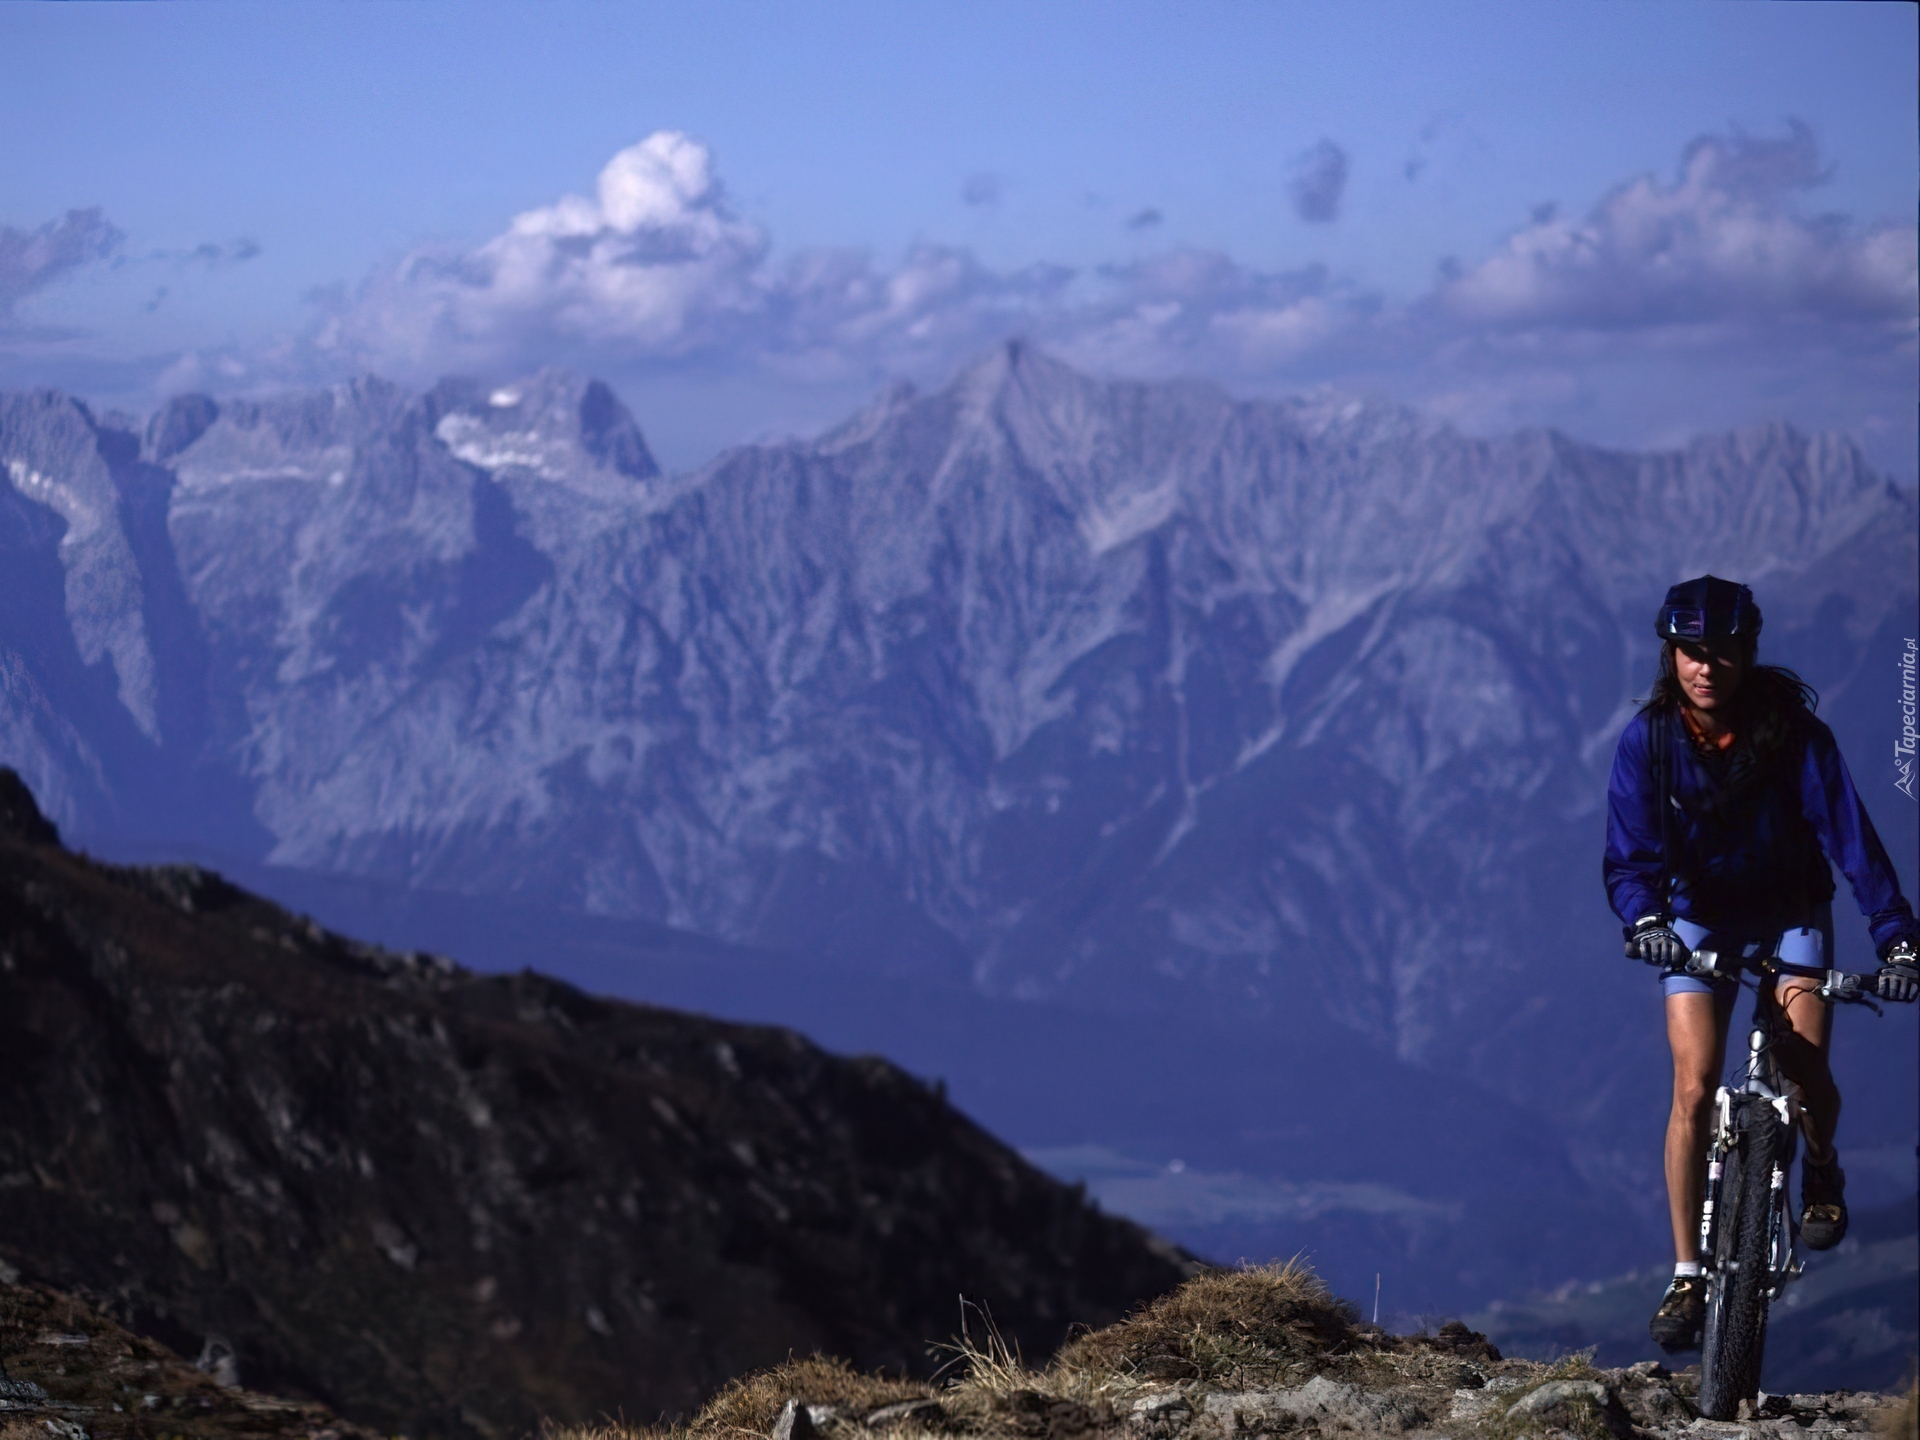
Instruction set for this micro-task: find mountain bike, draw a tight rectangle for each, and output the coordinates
[1677,949,1885,1421]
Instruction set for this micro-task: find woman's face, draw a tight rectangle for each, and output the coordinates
[1673,641,1744,713]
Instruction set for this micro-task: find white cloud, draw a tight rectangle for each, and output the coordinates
[1041,251,1361,379]
[1436,121,1916,331]
[28,124,1912,478]
[310,125,1911,410]
[314,133,769,370]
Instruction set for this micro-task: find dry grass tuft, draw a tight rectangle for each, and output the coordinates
[937,1309,1046,1398]
[541,1355,932,1440]
[1052,1259,1356,1383]
[935,1306,1121,1420]
[547,1260,1375,1440]
[0,1421,45,1440]
[693,1354,934,1439]
[1876,1375,1917,1440]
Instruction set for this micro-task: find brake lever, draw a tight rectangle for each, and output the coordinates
[1819,970,1883,1015]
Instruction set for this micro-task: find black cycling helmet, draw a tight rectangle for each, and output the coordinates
[1655,574,1761,648]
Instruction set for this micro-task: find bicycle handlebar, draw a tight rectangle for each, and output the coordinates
[1673,948,1889,1008]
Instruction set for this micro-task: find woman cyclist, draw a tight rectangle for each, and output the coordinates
[1604,574,1919,1352]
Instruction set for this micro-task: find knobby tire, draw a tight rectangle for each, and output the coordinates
[1699,1097,1782,1420]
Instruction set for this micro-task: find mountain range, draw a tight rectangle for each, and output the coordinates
[1,344,1914,1316]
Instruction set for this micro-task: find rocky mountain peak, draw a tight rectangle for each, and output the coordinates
[157,377,418,494]
[428,366,659,485]
[144,393,220,462]
[0,768,59,846]
[939,339,1125,455]
[814,379,920,455]
[0,391,164,738]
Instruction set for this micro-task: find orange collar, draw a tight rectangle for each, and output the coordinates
[1679,704,1736,753]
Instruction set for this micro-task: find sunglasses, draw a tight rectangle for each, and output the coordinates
[1674,639,1742,665]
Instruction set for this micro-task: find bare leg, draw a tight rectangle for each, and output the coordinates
[1772,975,1839,1156]
[1664,987,1736,1263]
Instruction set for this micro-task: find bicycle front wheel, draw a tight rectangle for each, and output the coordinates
[1698,1096,1783,1420]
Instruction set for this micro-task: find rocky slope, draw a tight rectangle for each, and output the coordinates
[0,770,1195,1440]
[0,1276,379,1440]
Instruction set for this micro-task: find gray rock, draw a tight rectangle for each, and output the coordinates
[194,1334,241,1389]
[1129,1393,1192,1435]
[1210,1375,1425,1432]
[1621,1382,1693,1428]
[1448,1388,1499,1422]
[1285,1376,1359,1418]
[0,1375,51,1403]
[1204,1390,1277,1427]
[1509,1378,1610,1416]
[774,1399,820,1440]
[1132,1393,1191,1417]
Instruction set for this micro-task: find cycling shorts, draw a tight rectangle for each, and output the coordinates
[1662,903,1833,997]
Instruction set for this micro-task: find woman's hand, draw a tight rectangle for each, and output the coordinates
[1627,914,1689,968]
[1874,937,1918,1003]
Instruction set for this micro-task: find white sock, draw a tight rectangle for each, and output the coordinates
[1674,1262,1702,1277]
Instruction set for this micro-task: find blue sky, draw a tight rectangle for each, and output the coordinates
[3,1,1915,474]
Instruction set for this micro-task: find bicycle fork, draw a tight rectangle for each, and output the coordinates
[1697,1089,1731,1263]
[1699,1069,1804,1296]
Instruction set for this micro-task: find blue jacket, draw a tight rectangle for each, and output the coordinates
[1604,705,1917,952]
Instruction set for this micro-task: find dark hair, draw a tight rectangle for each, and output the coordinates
[1645,640,1818,761]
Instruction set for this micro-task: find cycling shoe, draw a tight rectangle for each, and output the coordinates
[1800,1153,1848,1251]
[1649,1274,1705,1351]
